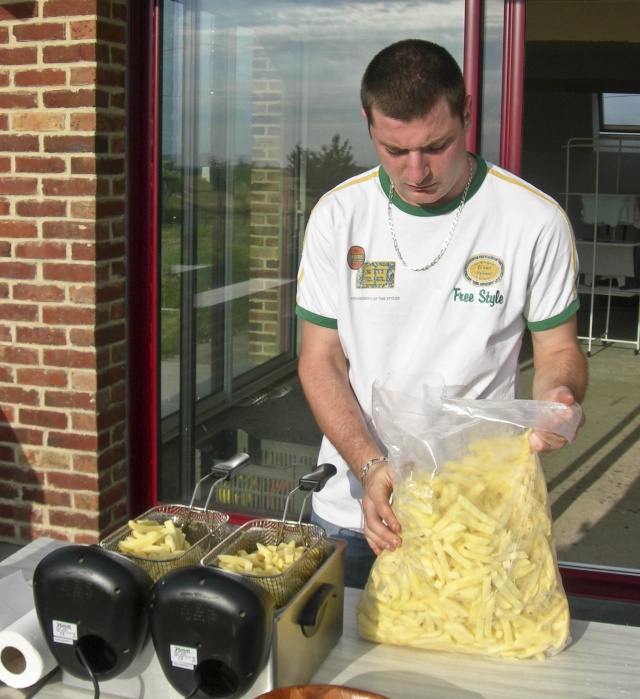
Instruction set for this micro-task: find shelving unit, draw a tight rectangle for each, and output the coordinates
[563,137,640,355]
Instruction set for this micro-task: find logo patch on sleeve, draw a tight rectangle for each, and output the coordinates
[464,254,504,286]
[356,262,395,288]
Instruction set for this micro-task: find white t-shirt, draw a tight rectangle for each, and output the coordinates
[296,156,580,530]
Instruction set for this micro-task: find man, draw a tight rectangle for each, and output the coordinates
[295,39,587,588]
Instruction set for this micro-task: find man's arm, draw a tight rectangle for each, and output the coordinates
[298,319,401,554]
[530,315,588,452]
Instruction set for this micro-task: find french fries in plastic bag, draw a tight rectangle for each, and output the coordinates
[356,374,583,660]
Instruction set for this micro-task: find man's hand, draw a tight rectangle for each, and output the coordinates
[361,460,402,555]
[530,317,588,453]
[529,385,586,453]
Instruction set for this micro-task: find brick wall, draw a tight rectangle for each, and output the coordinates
[0,0,128,544]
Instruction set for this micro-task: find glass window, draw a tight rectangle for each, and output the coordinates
[600,92,640,133]
[157,0,479,516]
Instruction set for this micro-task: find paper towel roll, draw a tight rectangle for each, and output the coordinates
[0,608,57,689]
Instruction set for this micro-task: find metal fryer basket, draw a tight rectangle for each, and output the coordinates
[201,518,326,608]
[100,453,251,582]
[202,463,337,608]
[100,504,230,582]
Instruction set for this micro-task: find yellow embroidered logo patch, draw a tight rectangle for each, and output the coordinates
[464,254,504,286]
[356,262,395,288]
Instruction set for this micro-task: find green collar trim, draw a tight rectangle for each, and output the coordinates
[379,154,486,217]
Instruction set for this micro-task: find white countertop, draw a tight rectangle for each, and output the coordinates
[311,588,640,698]
[30,587,640,699]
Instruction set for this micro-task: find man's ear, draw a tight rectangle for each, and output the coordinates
[361,106,368,121]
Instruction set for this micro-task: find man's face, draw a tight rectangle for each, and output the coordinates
[366,95,472,208]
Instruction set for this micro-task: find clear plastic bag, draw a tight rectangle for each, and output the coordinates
[356,373,583,660]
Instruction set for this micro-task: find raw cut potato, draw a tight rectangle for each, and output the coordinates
[217,541,307,577]
[356,432,570,659]
[117,518,190,559]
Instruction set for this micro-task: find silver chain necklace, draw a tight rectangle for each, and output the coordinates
[387,153,473,272]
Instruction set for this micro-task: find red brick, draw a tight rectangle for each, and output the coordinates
[43,43,103,64]
[0,134,38,152]
[48,509,98,530]
[0,93,37,109]
[71,242,95,261]
[0,344,39,364]
[70,112,96,131]
[0,386,40,406]
[42,220,95,240]
[0,481,19,499]
[20,408,68,430]
[43,90,102,110]
[70,157,95,175]
[16,367,67,388]
[43,178,96,197]
[44,0,97,18]
[72,454,97,473]
[45,390,95,411]
[68,285,95,304]
[0,464,40,486]
[15,201,67,218]
[15,156,66,173]
[0,503,37,523]
[47,471,97,491]
[22,487,71,507]
[44,134,96,153]
[0,3,38,21]
[0,220,37,237]
[110,46,125,67]
[43,262,95,283]
[0,178,37,196]
[0,47,37,65]
[16,326,67,345]
[72,491,99,511]
[0,305,38,325]
[70,200,95,219]
[13,23,66,42]
[96,199,124,218]
[15,68,67,88]
[0,116,8,132]
[13,283,65,302]
[43,348,96,369]
[70,328,94,347]
[42,306,94,325]
[0,200,10,215]
[72,411,96,432]
[95,21,126,45]
[0,261,37,280]
[15,241,66,258]
[0,365,13,381]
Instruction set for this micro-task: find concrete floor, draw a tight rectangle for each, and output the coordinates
[520,298,640,571]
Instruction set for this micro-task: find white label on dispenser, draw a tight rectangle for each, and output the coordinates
[170,644,197,670]
[52,620,78,645]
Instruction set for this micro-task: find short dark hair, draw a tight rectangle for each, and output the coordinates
[360,39,466,125]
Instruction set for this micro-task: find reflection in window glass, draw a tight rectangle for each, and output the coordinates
[600,93,640,133]
[158,0,471,508]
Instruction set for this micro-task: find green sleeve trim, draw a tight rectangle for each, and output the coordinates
[527,298,580,332]
[295,305,338,329]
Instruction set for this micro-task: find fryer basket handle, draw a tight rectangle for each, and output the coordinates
[210,452,251,480]
[299,463,337,493]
